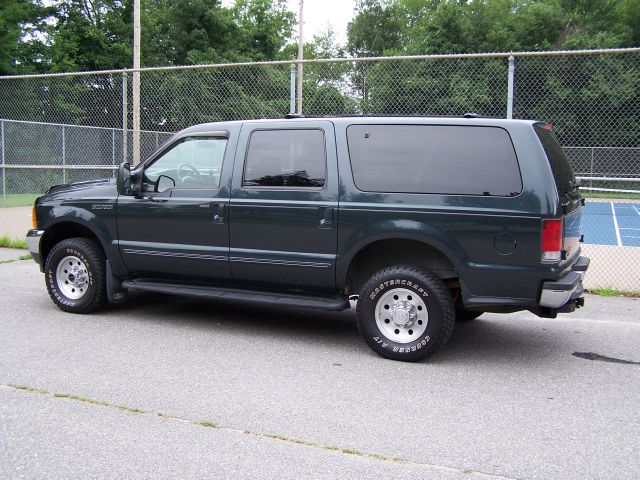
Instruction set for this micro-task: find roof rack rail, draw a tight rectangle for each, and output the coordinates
[278,113,498,120]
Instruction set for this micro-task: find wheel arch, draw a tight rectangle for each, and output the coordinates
[341,237,461,295]
[41,219,106,266]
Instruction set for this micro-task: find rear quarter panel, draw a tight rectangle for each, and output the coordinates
[335,119,561,303]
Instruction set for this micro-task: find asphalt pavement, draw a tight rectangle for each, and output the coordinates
[1,259,639,479]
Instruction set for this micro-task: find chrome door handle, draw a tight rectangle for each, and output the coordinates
[318,206,333,229]
[213,203,226,224]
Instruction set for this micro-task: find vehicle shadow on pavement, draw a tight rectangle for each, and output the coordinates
[113,291,361,340]
[434,316,565,365]
[111,293,563,365]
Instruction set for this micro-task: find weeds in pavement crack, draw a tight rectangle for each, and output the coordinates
[4,382,514,478]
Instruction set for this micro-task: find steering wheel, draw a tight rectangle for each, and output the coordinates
[177,163,201,184]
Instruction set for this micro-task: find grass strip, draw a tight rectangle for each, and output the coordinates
[0,236,28,249]
[587,288,640,298]
[0,194,39,207]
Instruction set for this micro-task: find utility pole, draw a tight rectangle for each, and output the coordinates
[296,0,304,115]
[132,0,141,164]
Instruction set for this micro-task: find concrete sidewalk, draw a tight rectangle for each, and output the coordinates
[0,206,31,240]
[0,247,28,262]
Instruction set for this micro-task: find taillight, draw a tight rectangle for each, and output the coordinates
[31,206,37,229]
[542,219,562,261]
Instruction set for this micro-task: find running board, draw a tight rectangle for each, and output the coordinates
[121,279,351,311]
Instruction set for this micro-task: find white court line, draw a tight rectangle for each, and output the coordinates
[611,202,622,246]
[619,227,640,230]
[634,205,640,216]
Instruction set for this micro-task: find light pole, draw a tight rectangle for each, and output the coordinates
[132,0,141,164]
[296,0,304,115]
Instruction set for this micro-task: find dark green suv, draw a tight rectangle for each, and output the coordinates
[27,116,589,361]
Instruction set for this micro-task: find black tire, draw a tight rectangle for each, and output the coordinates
[455,309,483,321]
[44,237,107,314]
[355,265,455,362]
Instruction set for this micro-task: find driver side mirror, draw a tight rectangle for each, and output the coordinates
[116,162,132,196]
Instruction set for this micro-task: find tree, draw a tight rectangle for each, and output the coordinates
[0,0,52,74]
[347,0,404,57]
[46,0,133,72]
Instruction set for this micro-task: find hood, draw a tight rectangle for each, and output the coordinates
[40,178,117,202]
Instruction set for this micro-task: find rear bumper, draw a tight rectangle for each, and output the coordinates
[26,229,44,267]
[539,256,589,309]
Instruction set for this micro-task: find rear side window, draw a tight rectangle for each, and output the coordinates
[243,129,326,188]
[347,125,522,196]
[533,123,578,201]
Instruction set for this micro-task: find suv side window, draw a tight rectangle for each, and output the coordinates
[347,125,522,196]
[143,136,227,193]
[243,129,326,188]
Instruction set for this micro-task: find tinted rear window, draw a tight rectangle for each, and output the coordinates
[243,129,326,188]
[347,125,522,196]
[533,123,578,201]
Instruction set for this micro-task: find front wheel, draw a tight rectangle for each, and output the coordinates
[356,265,455,362]
[44,237,107,314]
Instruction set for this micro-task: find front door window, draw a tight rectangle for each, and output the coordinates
[143,137,227,193]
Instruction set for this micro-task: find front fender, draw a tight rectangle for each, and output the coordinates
[40,204,127,277]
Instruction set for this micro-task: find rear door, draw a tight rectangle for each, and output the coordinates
[229,120,338,290]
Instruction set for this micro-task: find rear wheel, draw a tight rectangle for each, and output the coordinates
[45,237,107,313]
[355,265,455,362]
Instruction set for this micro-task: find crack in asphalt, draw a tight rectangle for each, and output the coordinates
[2,382,518,480]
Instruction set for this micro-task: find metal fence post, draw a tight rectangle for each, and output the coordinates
[507,55,515,119]
[590,147,594,190]
[290,64,296,114]
[122,72,128,163]
[1,120,5,207]
[61,125,66,184]
[112,128,116,177]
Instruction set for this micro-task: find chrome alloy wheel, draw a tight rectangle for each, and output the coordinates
[375,288,428,343]
[56,255,89,300]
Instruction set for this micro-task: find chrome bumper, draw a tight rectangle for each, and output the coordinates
[539,256,590,309]
[26,229,44,266]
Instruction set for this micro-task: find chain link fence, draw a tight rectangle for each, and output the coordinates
[1,49,638,289]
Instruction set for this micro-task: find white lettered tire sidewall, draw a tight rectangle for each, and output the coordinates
[356,266,455,362]
[45,238,106,313]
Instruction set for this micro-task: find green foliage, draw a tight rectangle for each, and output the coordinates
[0,0,298,129]
[47,0,133,72]
[0,0,638,144]
[347,0,404,57]
[139,0,294,67]
[0,236,28,249]
[0,0,53,74]
[341,0,640,152]
[587,287,640,297]
[347,0,640,56]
